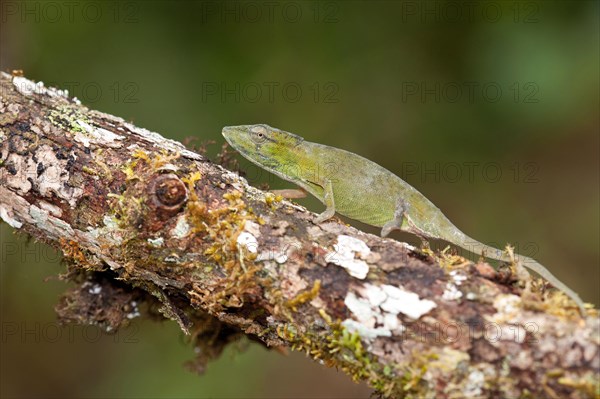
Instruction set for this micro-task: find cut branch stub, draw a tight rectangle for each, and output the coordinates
[150,173,188,210]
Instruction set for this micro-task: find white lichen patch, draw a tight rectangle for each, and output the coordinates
[12,76,70,100]
[463,369,485,397]
[493,294,522,314]
[0,204,23,228]
[2,153,35,193]
[147,237,164,247]
[0,187,33,228]
[450,269,467,283]
[341,319,392,341]
[123,122,203,161]
[29,204,75,239]
[1,144,84,207]
[377,284,437,319]
[383,312,402,331]
[442,283,463,301]
[479,323,527,347]
[274,253,288,264]
[255,234,302,265]
[102,215,119,230]
[342,284,418,343]
[87,283,102,295]
[86,215,123,245]
[126,301,141,320]
[37,147,84,206]
[237,232,258,254]
[326,235,371,279]
[442,270,467,301]
[483,294,529,345]
[345,291,376,323]
[73,119,125,148]
[170,215,190,239]
[362,283,387,307]
[256,245,292,264]
[342,292,394,341]
[38,201,62,218]
[7,103,21,114]
[489,294,522,324]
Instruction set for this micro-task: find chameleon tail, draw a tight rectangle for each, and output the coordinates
[454,233,586,314]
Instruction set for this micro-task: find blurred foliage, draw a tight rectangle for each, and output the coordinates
[1,1,598,398]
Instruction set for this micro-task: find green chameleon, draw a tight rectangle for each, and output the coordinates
[222,124,586,314]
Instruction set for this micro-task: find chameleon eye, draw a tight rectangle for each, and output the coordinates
[250,126,267,143]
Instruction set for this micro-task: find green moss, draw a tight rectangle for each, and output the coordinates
[82,165,99,175]
[48,105,88,133]
[0,112,17,126]
[275,316,404,397]
[107,193,144,230]
[558,373,600,397]
[285,280,321,311]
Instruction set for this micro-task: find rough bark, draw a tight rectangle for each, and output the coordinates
[0,71,598,398]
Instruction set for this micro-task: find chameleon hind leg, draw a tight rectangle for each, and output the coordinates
[314,179,336,224]
[381,198,408,237]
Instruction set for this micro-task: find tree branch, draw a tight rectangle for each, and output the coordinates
[0,72,597,398]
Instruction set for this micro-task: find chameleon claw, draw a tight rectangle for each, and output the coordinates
[314,208,335,224]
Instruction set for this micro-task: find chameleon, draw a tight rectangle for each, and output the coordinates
[222,124,586,314]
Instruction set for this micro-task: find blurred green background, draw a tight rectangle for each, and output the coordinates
[1,1,598,398]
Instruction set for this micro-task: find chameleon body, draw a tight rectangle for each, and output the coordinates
[222,124,585,313]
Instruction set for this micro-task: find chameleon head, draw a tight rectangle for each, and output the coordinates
[221,124,304,171]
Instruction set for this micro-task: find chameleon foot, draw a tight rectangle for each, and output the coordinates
[315,208,335,224]
[314,179,335,224]
[381,198,408,237]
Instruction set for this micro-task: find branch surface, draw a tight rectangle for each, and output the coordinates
[0,72,598,398]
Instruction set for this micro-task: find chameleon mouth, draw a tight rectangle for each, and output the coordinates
[221,127,241,149]
[221,126,235,139]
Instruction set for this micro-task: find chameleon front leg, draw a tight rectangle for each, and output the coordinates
[314,179,335,224]
[381,198,408,237]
